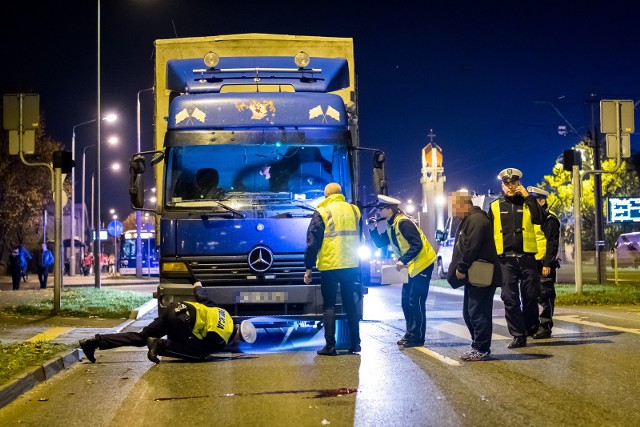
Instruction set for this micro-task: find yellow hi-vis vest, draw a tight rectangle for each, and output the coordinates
[316,193,361,271]
[534,211,559,261]
[490,199,537,255]
[387,214,437,278]
[187,302,235,344]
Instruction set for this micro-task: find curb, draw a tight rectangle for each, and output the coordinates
[0,298,156,410]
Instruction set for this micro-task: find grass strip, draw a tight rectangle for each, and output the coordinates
[2,288,151,318]
[0,342,75,386]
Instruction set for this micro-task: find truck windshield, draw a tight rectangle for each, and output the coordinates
[164,134,352,209]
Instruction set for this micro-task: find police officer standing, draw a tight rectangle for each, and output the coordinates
[369,195,437,349]
[304,182,362,356]
[528,186,561,339]
[489,168,545,349]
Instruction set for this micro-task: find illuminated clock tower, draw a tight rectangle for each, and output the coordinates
[420,129,446,249]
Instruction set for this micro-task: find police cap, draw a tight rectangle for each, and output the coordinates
[498,168,523,183]
[240,320,257,343]
[527,186,549,199]
[376,194,402,208]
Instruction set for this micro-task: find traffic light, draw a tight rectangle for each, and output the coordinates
[53,150,75,173]
[562,149,582,172]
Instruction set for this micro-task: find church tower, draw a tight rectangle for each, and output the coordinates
[419,130,446,249]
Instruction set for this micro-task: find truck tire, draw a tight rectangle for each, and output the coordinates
[336,318,350,349]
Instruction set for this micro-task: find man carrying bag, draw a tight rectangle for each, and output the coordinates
[447,191,501,361]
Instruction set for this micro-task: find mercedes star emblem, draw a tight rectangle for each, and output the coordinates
[248,246,273,273]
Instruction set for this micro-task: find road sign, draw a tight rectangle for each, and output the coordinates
[600,99,634,134]
[108,220,124,237]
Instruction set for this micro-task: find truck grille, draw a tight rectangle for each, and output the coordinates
[187,253,313,284]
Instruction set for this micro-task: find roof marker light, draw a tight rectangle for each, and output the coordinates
[294,51,310,68]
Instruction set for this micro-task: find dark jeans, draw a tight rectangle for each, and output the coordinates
[320,267,361,348]
[401,263,434,344]
[499,254,540,337]
[37,267,49,289]
[463,283,497,353]
[11,272,21,290]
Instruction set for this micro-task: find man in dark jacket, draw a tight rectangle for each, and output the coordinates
[79,282,256,363]
[489,168,546,349]
[447,191,501,361]
[528,186,561,339]
[36,243,54,289]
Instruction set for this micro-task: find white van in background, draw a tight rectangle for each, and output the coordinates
[612,232,640,268]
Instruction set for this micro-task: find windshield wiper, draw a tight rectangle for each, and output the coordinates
[199,200,246,218]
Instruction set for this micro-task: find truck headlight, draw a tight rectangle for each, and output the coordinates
[358,245,371,260]
[161,262,188,272]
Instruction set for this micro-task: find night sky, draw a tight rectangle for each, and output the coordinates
[2,0,640,222]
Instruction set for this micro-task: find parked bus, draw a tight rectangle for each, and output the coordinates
[119,229,159,276]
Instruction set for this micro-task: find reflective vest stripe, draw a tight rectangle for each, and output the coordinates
[491,200,537,255]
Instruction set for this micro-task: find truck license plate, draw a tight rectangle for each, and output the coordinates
[237,291,288,303]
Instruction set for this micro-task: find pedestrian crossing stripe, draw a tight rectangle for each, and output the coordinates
[26,327,74,343]
[430,320,511,341]
[411,346,462,366]
[555,315,640,335]
[492,318,576,336]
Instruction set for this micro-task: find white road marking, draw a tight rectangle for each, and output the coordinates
[555,314,640,335]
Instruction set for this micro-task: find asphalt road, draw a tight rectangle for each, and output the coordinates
[1,284,639,426]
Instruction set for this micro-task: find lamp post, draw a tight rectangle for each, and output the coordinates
[95,0,102,289]
[136,87,153,278]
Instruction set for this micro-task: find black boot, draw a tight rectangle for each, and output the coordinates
[79,337,99,363]
[146,337,162,364]
[318,308,337,356]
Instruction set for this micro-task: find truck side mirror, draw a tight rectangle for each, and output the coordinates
[373,150,388,196]
[129,156,146,209]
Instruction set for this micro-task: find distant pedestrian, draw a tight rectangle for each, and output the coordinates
[528,186,561,339]
[108,253,116,275]
[79,282,256,363]
[83,252,94,276]
[19,245,32,282]
[36,243,54,289]
[9,247,23,290]
[369,195,437,349]
[447,191,502,361]
[304,182,363,356]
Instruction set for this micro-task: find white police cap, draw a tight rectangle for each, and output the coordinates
[240,320,257,343]
[527,186,549,199]
[498,168,523,183]
[377,194,402,208]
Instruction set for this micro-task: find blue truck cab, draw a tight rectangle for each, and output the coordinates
[129,35,386,330]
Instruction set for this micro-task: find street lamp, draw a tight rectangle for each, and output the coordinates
[136,87,153,278]
[70,114,116,277]
[81,132,118,265]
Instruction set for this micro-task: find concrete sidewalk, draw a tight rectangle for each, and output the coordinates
[0,273,159,409]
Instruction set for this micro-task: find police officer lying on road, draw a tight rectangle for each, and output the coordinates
[79,282,256,364]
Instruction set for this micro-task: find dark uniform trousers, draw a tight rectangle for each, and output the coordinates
[537,261,557,333]
[463,283,497,353]
[94,302,225,361]
[499,254,540,337]
[402,263,434,344]
[320,267,361,348]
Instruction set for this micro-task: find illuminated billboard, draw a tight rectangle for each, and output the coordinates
[608,197,640,223]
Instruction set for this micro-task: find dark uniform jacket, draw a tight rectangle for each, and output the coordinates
[447,207,502,289]
[542,211,561,268]
[489,194,546,255]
